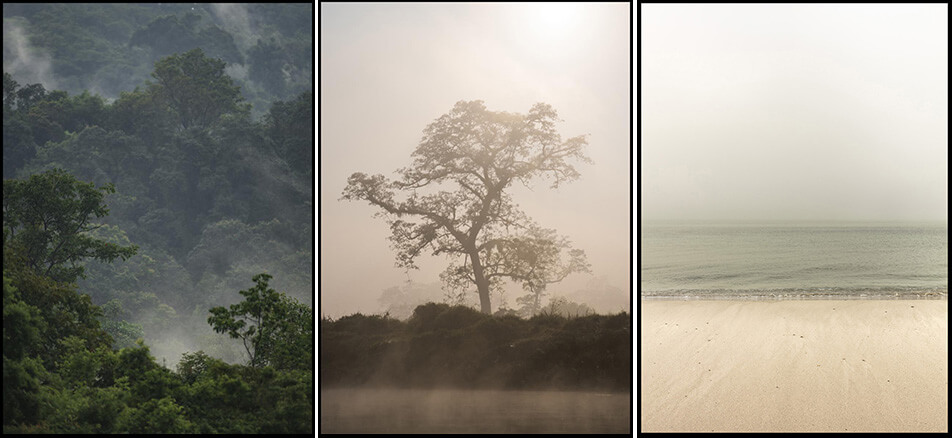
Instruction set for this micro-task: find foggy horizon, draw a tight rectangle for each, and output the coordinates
[641,3,948,223]
[320,3,631,319]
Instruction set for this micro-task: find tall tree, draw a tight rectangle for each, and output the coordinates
[149,48,244,130]
[266,91,313,177]
[342,100,591,314]
[207,273,312,370]
[3,73,44,175]
[3,169,138,283]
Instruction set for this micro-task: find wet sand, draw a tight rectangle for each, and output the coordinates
[640,299,948,432]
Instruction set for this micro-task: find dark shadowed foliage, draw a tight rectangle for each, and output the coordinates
[320,303,631,392]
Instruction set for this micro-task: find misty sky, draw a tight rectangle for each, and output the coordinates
[642,3,948,222]
[320,3,631,317]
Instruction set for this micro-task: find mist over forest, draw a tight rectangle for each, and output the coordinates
[3,3,312,433]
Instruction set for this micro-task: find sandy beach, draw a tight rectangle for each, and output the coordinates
[640,299,948,432]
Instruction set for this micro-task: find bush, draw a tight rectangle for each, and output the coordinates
[319,302,631,392]
[117,396,194,433]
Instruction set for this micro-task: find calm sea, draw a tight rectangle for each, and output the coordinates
[640,222,948,300]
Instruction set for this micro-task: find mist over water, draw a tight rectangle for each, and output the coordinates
[641,222,948,299]
[320,388,630,434]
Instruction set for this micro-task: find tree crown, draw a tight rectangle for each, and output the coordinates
[207,273,312,370]
[3,168,138,283]
[342,100,591,313]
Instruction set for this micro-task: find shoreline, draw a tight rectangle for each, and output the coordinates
[640,290,948,301]
[640,295,948,301]
[640,299,948,432]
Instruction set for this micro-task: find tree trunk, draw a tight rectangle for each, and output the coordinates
[471,252,492,314]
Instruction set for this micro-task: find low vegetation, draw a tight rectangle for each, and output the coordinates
[321,303,631,392]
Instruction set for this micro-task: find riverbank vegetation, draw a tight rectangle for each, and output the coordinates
[321,303,630,392]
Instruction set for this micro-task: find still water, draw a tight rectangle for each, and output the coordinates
[320,388,631,433]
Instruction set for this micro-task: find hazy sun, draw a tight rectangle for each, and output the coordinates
[533,3,576,36]
[517,3,589,52]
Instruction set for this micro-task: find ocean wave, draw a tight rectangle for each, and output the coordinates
[640,286,948,301]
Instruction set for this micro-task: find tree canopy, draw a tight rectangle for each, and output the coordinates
[149,48,244,130]
[2,175,312,433]
[342,100,591,314]
[3,4,313,432]
[3,168,138,283]
[207,273,313,370]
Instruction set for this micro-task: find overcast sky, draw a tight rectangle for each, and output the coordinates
[320,3,631,317]
[641,3,947,222]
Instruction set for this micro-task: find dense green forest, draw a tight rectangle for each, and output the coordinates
[3,3,311,118]
[3,3,312,433]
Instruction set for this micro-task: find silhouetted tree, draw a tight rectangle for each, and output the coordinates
[342,100,591,314]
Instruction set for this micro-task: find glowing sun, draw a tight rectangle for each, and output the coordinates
[520,3,588,49]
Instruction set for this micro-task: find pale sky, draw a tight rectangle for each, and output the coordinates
[641,3,948,222]
[319,2,631,317]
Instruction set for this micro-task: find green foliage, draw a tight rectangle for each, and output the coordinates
[99,300,145,350]
[2,356,48,426]
[3,169,138,283]
[56,336,103,389]
[149,48,244,130]
[0,83,109,163]
[5,4,311,113]
[3,73,43,175]
[3,72,47,112]
[130,12,243,65]
[174,352,255,432]
[117,396,194,433]
[197,25,244,65]
[175,351,214,385]
[107,86,174,144]
[208,273,313,370]
[4,255,113,366]
[255,368,313,433]
[75,384,128,433]
[3,5,313,432]
[2,275,46,360]
[248,38,288,96]
[171,351,313,433]
[130,13,202,56]
[266,91,313,177]
[30,126,147,188]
